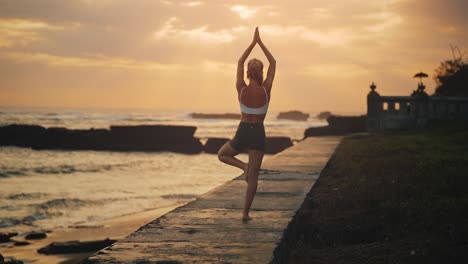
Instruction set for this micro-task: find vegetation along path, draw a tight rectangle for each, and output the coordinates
[287,122,468,264]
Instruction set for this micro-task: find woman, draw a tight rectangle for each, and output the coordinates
[218,27,276,222]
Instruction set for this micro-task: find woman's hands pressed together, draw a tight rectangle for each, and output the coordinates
[237,26,276,92]
[253,27,261,44]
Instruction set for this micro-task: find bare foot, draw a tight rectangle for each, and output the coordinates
[244,162,249,183]
[242,215,253,222]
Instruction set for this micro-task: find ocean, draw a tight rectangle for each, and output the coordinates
[0,107,327,235]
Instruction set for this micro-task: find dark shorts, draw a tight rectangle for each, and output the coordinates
[229,122,266,152]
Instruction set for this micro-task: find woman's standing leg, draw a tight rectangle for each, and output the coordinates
[218,141,248,174]
[243,149,264,221]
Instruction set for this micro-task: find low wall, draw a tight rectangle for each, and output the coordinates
[367,83,468,131]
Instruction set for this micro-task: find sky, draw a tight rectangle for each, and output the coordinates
[0,0,467,114]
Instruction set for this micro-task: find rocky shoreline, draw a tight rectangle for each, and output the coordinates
[304,115,367,138]
[0,204,185,264]
[0,124,202,154]
[1,231,115,256]
[0,114,368,155]
[0,124,296,155]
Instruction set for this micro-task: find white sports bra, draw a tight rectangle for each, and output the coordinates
[239,86,269,115]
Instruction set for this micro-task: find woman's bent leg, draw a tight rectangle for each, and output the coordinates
[218,141,246,172]
[243,149,264,221]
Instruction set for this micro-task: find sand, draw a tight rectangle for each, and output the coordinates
[0,202,187,264]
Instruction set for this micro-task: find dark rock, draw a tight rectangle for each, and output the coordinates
[37,238,117,255]
[36,127,110,150]
[190,113,241,120]
[0,124,203,154]
[277,111,309,121]
[25,232,47,240]
[0,232,17,243]
[203,138,229,154]
[0,235,9,243]
[265,137,293,154]
[0,124,46,147]
[316,111,332,120]
[107,125,201,153]
[304,115,367,138]
[0,253,3,263]
[110,125,196,142]
[13,241,31,246]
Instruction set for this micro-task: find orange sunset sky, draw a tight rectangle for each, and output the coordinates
[0,0,467,114]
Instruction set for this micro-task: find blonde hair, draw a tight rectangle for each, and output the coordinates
[247,58,263,85]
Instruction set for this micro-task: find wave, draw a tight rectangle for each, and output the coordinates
[122,117,177,122]
[7,192,48,200]
[0,218,22,228]
[0,212,49,228]
[0,163,123,178]
[0,169,27,178]
[0,211,50,228]
[160,193,198,200]
[37,117,61,121]
[0,198,107,229]
[22,212,48,223]
[32,164,112,174]
[0,204,18,210]
[34,198,101,210]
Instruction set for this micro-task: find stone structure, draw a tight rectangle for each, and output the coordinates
[367,82,468,131]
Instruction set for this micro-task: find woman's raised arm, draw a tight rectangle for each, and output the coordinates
[257,29,276,92]
[236,28,257,91]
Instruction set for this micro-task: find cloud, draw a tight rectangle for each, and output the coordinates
[301,63,370,78]
[180,1,204,7]
[159,0,173,5]
[2,51,236,76]
[310,7,334,20]
[261,24,355,47]
[302,28,354,47]
[390,0,468,27]
[154,17,236,44]
[361,11,403,33]
[0,18,66,48]
[2,51,182,71]
[201,60,235,75]
[230,5,258,19]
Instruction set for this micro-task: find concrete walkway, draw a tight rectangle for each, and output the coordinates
[81,136,343,264]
